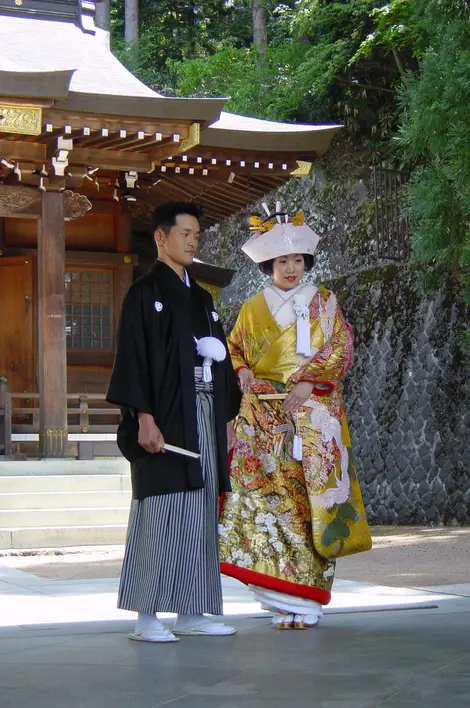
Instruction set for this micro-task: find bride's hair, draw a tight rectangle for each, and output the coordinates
[259,254,314,276]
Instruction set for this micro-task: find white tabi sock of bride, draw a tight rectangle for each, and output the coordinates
[135,613,164,634]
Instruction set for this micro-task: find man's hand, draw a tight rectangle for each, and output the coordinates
[138,412,166,454]
[227,421,237,451]
[282,382,314,415]
[238,368,255,393]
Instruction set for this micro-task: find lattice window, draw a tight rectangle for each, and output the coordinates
[65,270,113,349]
[374,168,410,260]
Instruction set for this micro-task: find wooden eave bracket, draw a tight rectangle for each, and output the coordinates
[48,136,74,177]
[178,123,201,154]
[150,123,200,171]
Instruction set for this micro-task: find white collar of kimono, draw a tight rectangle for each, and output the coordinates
[264,282,336,359]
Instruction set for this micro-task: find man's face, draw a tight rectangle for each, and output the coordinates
[155,214,200,268]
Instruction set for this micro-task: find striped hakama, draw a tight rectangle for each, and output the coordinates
[117,368,223,616]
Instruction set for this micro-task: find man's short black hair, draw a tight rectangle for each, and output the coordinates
[152,202,203,234]
[259,253,314,276]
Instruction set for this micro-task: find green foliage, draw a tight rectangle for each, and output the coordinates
[171,43,309,121]
[174,0,419,135]
[110,0,254,92]
[396,0,470,307]
[351,0,425,65]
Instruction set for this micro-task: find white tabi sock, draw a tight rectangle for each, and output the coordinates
[175,613,206,630]
[135,613,164,634]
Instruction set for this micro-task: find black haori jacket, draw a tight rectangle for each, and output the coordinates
[107,260,241,500]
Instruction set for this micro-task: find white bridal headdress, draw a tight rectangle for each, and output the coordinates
[241,201,320,264]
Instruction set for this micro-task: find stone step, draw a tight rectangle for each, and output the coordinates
[0,490,131,510]
[0,460,129,476]
[0,475,131,494]
[0,525,127,550]
[0,507,129,529]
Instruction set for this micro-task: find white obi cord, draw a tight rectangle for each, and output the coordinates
[195,336,226,383]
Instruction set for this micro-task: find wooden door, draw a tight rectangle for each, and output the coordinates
[0,257,34,394]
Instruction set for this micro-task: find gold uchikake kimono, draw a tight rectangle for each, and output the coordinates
[219,284,371,607]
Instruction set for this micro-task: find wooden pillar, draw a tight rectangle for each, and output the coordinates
[114,209,134,333]
[37,192,67,458]
[115,210,133,253]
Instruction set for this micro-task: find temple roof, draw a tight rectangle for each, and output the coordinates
[0,5,341,227]
[0,14,225,122]
[206,113,340,153]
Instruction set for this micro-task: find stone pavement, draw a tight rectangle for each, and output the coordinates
[1,561,469,708]
[3,525,469,587]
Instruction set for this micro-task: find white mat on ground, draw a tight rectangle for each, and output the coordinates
[0,566,452,627]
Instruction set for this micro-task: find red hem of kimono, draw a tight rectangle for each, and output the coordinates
[220,562,331,606]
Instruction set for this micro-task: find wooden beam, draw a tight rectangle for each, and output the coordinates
[157,176,249,210]
[0,139,46,163]
[149,139,182,169]
[70,147,152,172]
[65,251,137,267]
[165,146,311,163]
[37,192,67,457]
[89,200,121,216]
[42,110,194,136]
[0,247,138,266]
[153,164,293,180]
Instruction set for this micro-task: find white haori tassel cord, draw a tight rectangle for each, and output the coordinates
[292,410,303,462]
[293,294,312,357]
[195,336,226,383]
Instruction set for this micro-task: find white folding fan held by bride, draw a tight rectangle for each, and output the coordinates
[195,337,227,383]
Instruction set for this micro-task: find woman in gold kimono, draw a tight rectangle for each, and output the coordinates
[219,205,371,630]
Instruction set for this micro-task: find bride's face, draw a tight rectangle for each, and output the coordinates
[272,253,305,290]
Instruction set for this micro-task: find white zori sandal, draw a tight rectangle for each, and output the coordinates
[272,613,295,630]
[293,614,320,630]
[129,615,179,643]
[173,616,236,636]
[129,629,179,643]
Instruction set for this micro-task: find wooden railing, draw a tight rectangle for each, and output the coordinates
[373,167,410,260]
[0,388,121,459]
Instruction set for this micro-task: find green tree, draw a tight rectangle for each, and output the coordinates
[173,0,421,143]
[395,0,470,322]
[111,0,254,93]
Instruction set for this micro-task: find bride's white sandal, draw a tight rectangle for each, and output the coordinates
[273,613,294,630]
[293,613,319,629]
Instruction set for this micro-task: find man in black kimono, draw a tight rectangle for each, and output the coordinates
[107,202,241,642]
